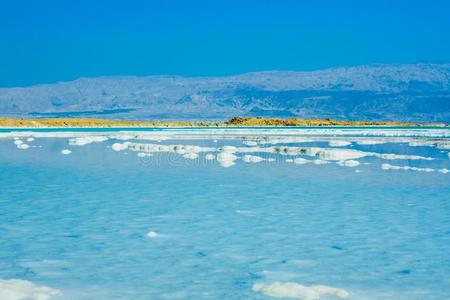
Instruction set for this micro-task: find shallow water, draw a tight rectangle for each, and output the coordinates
[0,129,449,299]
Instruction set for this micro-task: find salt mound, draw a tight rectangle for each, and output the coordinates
[0,279,61,300]
[61,149,72,155]
[252,282,349,300]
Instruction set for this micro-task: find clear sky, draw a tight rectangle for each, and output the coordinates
[1,0,449,87]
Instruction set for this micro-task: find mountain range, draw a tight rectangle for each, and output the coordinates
[1,63,449,122]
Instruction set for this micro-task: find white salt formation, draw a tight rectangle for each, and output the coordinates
[61,149,72,155]
[252,282,349,300]
[0,279,61,300]
[328,140,351,147]
[293,158,310,164]
[111,142,131,151]
[69,136,108,146]
[313,159,329,165]
[381,163,449,174]
[204,154,216,160]
[147,231,158,238]
[242,155,265,163]
[183,153,199,160]
[216,152,238,168]
[17,143,30,150]
[337,160,360,167]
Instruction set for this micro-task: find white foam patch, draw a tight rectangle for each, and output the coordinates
[13,140,23,145]
[312,159,329,165]
[242,155,265,163]
[0,279,61,300]
[252,282,349,300]
[61,149,72,155]
[328,140,351,147]
[27,137,35,142]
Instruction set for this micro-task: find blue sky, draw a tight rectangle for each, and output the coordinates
[0,0,449,87]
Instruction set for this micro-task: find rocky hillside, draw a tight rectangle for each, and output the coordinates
[1,63,449,122]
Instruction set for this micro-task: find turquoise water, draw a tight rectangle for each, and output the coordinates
[0,129,449,299]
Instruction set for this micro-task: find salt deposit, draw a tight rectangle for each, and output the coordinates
[111,142,131,151]
[183,153,199,160]
[337,160,360,167]
[328,140,351,147]
[147,231,158,238]
[313,159,329,165]
[69,136,108,146]
[242,155,265,163]
[61,149,72,155]
[0,279,61,300]
[205,154,216,160]
[381,163,442,173]
[17,143,30,150]
[252,282,349,300]
[293,158,310,164]
[217,152,238,168]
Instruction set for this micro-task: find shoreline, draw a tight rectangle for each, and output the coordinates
[0,116,448,128]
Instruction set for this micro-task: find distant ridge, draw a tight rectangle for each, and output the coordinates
[1,63,449,122]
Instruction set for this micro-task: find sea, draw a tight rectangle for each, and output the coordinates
[0,127,449,300]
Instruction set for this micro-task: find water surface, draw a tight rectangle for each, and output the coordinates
[0,128,449,299]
